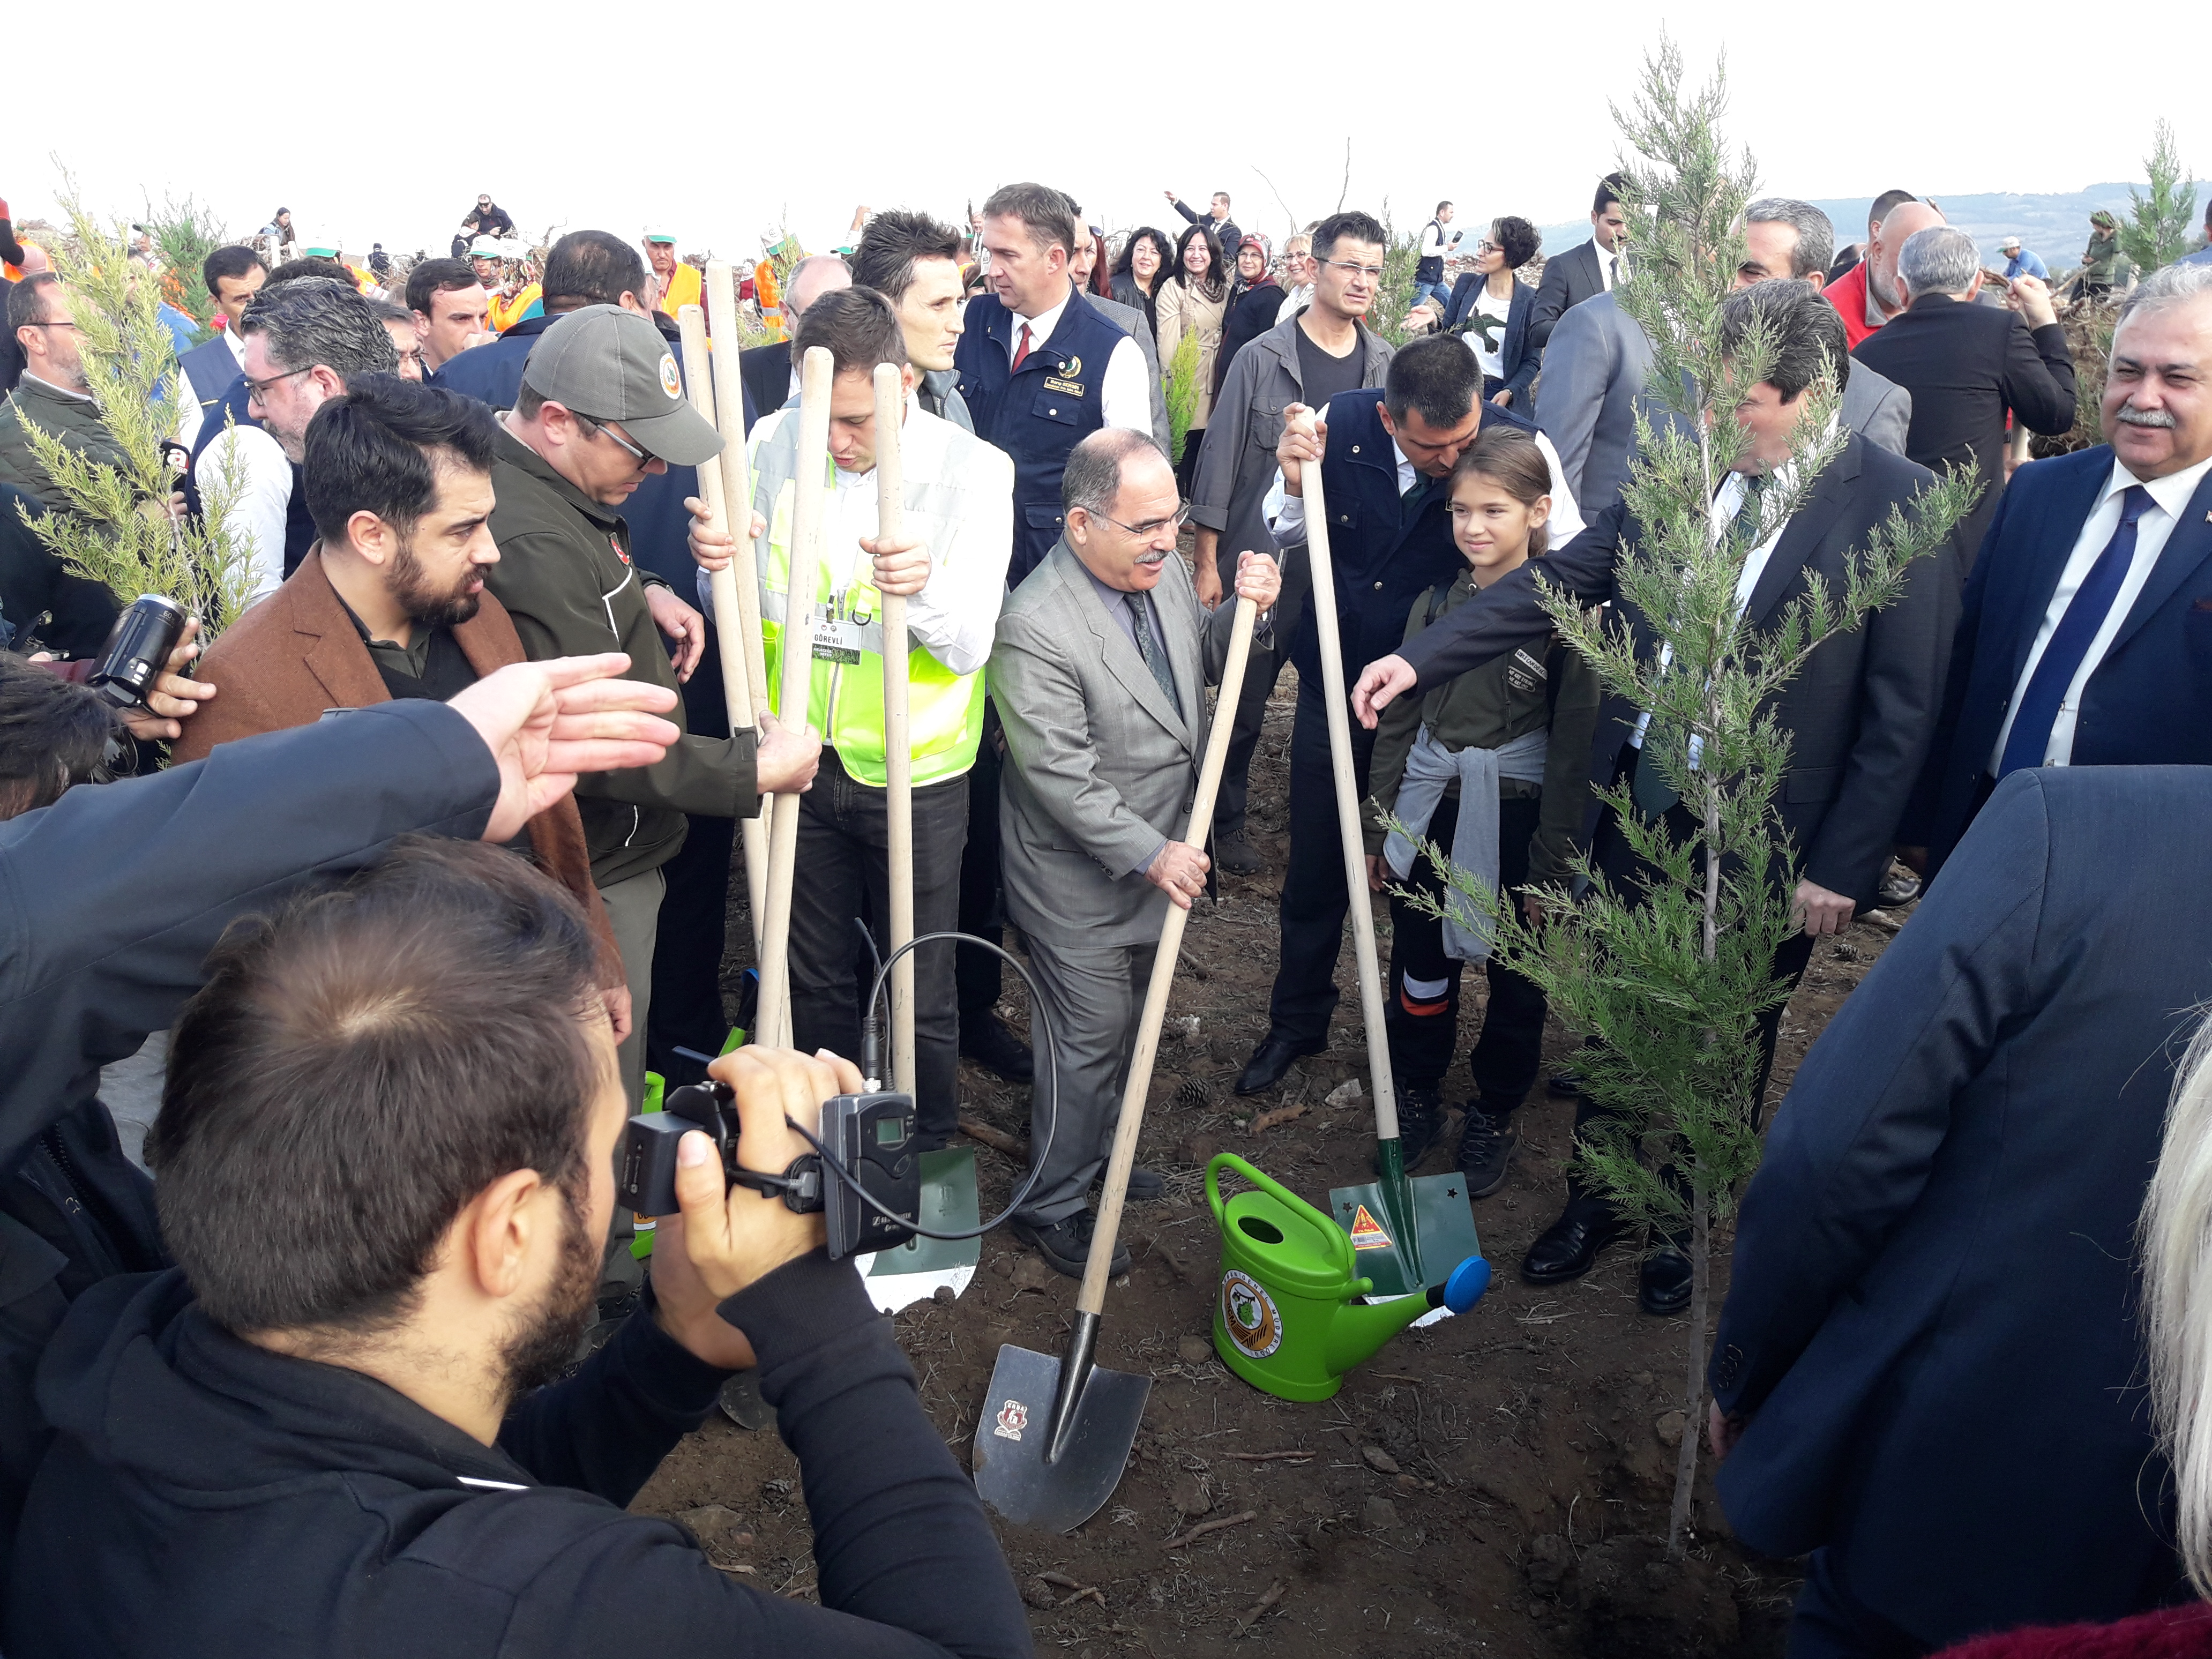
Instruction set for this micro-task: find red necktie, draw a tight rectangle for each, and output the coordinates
[1011,322,1033,372]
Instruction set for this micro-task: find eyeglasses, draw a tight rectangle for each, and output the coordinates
[1475,241,1501,255]
[1321,259,1387,281]
[21,320,81,331]
[241,364,313,399]
[577,413,659,466]
[1092,500,1193,538]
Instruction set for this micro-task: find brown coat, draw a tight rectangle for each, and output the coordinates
[172,548,623,983]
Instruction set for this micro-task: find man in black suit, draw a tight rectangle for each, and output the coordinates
[1853,225,2075,567]
[1528,174,1631,355]
[1901,260,2212,879]
[1349,280,1960,1312]
[1707,766,2209,1654]
[736,255,850,428]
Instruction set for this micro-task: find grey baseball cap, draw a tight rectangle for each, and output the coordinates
[519,304,723,467]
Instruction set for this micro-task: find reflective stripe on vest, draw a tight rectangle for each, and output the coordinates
[754,473,985,789]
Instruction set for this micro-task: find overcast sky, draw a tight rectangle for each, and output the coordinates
[14,4,2207,264]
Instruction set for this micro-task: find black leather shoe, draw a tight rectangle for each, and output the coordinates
[1547,1068,1588,1099]
[1639,1246,1693,1316]
[960,1012,1033,1082]
[1454,1106,1519,1199]
[1235,1033,1325,1095]
[1012,1212,1132,1279]
[1878,869,1923,907]
[1215,832,1263,875]
[1520,1205,1623,1284]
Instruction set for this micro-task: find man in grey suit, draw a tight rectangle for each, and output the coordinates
[1537,214,1914,517]
[992,429,1282,1277]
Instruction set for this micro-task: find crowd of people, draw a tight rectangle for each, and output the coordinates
[1,166,2210,1657]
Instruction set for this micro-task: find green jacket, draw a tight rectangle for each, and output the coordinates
[482,423,758,888]
[1363,567,1602,888]
[0,376,127,513]
[2081,229,2120,284]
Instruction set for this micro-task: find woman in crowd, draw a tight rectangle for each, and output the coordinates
[1215,234,1281,398]
[1456,215,1543,408]
[1111,227,1171,334]
[1361,425,1599,1193]
[1154,223,1228,494]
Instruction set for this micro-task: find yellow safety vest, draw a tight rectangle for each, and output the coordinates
[754,468,985,790]
[489,282,542,334]
[656,262,703,319]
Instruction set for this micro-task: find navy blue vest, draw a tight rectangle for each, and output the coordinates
[954,286,1127,586]
[184,378,317,580]
[177,334,241,410]
[1289,390,1538,682]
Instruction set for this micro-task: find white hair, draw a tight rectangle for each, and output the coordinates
[1897,227,1982,298]
[2141,1009,2212,1594]
[2119,260,2212,330]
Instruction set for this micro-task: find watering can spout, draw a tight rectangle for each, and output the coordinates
[1322,1256,1492,1376]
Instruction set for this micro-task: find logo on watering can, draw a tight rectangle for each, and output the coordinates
[1220,1269,1284,1359]
[992,1400,1029,1441]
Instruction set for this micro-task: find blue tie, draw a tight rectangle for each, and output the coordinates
[1998,484,2155,778]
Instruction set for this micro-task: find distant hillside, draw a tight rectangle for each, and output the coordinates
[1528,182,2209,273]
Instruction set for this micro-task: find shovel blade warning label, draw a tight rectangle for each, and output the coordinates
[1348,1204,1393,1251]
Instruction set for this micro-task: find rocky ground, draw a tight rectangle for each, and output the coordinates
[667,666,1910,1656]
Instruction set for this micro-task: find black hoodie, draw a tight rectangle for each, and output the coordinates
[8,1250,1030,1658]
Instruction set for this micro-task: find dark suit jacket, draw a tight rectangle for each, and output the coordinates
[1439,274,1538,403]
[1905,445,2212,871]
[1396,434,1961,909]
[1528,238,1609,355]
[170,550,621,984]
[1710,766,2210,1647]
[738,341,791,435]
[1852,292,2076,566]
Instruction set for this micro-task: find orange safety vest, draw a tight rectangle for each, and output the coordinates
[656,261,703,319]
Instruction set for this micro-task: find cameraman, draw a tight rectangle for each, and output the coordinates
[6,838,1030,1659]
[0,654,679,1585]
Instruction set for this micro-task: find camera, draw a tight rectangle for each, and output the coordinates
[615,1081,921,1261]
[88,594,188,712]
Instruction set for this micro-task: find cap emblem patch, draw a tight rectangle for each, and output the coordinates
[658,352,681,399]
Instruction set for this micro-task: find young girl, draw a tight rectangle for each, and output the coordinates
[1363,423,1601,1196]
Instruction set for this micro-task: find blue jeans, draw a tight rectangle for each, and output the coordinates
[1410,278,1449,312]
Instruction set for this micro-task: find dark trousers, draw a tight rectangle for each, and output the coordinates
[1206,531,1302,848]
[646,631,734,1087]
[1384,791,1550,1107]
[1787,1550,1930,1659]
[1268,675,1381,1043]
[786,747,970,1142]
[954,702,1006,1028]
[1174,434,1204,499]
[1563,762,1820,1211]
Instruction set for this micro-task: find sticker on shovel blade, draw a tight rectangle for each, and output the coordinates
[992,1400,1029,1441]
[1220,1270,1283,1359]
[1348,1205,1394,1251]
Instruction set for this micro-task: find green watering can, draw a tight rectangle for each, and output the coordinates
[1205,1153,1490,1402]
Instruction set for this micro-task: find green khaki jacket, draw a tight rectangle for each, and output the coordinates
[2081,229,2120,285]
[482,423,758,888]
[1363,567,1602,888]
[0,376,128,513]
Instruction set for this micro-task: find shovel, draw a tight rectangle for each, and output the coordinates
[1297,442,1481,1299]
[974,580,1264,1533]
[862,361,978,1310]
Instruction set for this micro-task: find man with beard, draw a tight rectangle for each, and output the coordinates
[1822,198,1945,350]
[169,374,627,1038]
[4,840,1031,1659]
[193,274,401,601]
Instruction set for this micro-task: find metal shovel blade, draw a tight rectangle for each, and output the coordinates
[857,1148,981,1313]
[972,1341,1150,1533]
[1328,1171,1484,1301]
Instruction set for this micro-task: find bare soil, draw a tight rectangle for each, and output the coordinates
[661,668,1907,1656]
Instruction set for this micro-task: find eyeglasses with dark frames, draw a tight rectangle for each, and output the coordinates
[1091,500,1193,538]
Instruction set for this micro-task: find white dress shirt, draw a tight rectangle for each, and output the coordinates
[1007,283,1150,436]
[1988,450,2212,769]
[171,330,247,451]
[193,422,292,603]
[1261,401,1585,546]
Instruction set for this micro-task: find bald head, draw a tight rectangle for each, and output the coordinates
[1867,201,1945,313]
[783,255,853,331]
